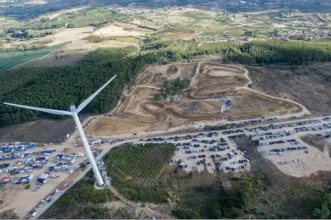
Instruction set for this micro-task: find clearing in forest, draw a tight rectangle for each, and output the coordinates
[86,62,305,137]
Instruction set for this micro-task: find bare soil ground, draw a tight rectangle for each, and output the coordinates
[39,7,86,20]
[258,136,331,178]
[0,142,89,218]
[87,62,302,137]
[85,117,150,136]
[18,39,138,68]
[14,26,140,68]
[13,49,88,68]
[93,24,146,37]
[301,134,331,157]
[114,22,155,33]
[0,116,86,143]
[46,27,95,46]
[248,63,331,115]
[161,33,197,40]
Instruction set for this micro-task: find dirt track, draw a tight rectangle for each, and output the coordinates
[86,62,308,137]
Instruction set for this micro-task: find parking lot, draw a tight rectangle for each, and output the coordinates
[142,115,331,176]
[147,132,249,173]
[0,138,110,218]
[143,132,250,173]
[1,115,331,218]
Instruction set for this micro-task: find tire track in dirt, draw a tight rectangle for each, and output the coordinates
[103,62,311,135]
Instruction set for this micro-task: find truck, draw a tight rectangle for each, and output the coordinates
[30,209,37,217]
[49,163,69,171]
[91,140,102,145]
[77,152,85,157]
[14,174,33,184]
[60,182,71,190]
[37,173,48,184]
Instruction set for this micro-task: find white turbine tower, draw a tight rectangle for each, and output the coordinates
[3,75,117,186]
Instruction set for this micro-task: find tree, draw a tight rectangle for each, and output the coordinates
[152,93,162,101]
[67,23,75,28]
[322,193,331,205]
[40,17,49,22]
[161,77,190,101]
[0,30,5,37]
[313,208,321,218]
[313,192,331,218]
[171,209,200,219]
[320,205,330,219]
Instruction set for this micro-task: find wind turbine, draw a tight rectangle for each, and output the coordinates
[3,75,117,186]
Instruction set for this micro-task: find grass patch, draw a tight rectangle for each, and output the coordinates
[111,36,140,43]
[0,42,67,71]
[83,35,139,43]
[201,25,245,36]
[160,25,201,34]
[183,11,211,20]
[45,8,126,28]
[162,39,199,54]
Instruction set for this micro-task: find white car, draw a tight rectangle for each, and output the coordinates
[30,210,37,217]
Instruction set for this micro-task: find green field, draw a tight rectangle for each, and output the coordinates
[105,143,176,203]
[83,35,139,43]
[44,8,125,28]
[106,143,176,184]
[160,24,245,37]
[0,17,20,33]
[0,43,67,71]
[183,11,211,20]
[201,25,245,36]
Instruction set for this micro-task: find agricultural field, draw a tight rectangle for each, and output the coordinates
[83,35,140,43]
[1,6,329,70]
[93,24,146,37]
[31,8,126,29]
[0,42,67,71]
[182,11,211,20]
[103,143,177,204]
[105,143,176,184]
[0,17,20,34]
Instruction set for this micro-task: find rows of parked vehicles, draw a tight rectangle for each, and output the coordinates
[144,131,250,173]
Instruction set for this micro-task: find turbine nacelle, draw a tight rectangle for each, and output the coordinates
[70,105,77,113]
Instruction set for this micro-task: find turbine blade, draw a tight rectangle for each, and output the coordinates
[3,102,72,116]
[76,75,117,113]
